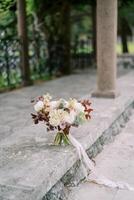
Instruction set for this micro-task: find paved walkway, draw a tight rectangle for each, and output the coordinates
[0,67,130,142]
[68,111,134,200]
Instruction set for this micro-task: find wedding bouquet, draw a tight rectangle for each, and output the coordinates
[31,93,93,145]
[31,93,134,191]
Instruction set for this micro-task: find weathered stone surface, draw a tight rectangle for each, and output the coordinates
[114,190,134,200]
[42,72,134,200]
[43,181,68,200]
[68,110,134,200]
[0,69,134,200]
[68,183,116,200]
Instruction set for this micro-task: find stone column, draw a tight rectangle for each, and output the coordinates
[92,0,118,98]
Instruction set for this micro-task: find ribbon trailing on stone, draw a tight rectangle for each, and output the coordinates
[68,134,134,191]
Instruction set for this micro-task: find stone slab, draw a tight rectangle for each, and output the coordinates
[0,69,134,199]
[68,109,134,200]
[114,190,134,200]
[68,183,116,200]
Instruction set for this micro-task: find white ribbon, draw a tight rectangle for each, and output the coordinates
[68,134,134,191]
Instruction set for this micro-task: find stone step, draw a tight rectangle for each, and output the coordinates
[67,111,134,200]
[0,72,134,200]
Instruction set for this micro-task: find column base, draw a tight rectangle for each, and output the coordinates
[91,90,120,98]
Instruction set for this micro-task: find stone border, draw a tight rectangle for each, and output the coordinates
[43,101,134,200]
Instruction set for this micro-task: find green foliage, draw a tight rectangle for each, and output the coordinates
[0,11,15,28]
[0,0,134,91]
[119,2,134,26]
[26,0,36,15]
[0,69,21,89]
[0,0,16,30]
[117,42,134,54]
[119,0,134,8]
[71,5,92,37]
[0,0,15,12]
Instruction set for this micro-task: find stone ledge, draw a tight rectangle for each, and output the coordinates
[43,102,134,200]
[0,72,134,200]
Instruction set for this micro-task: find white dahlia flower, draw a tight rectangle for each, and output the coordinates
[49,109,68,127]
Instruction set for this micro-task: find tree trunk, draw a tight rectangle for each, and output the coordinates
[34,1,71,75]
[47,31,56,76]
[17,0,31,86]
[59,2,71,75]
[121,32,128,53]
[120,18,129,53]
[91,2,97,62]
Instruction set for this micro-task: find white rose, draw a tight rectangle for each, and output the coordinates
[68,99,84,113]
[34,101,44,112]
[75,103,85,113]
[64,110,76,124]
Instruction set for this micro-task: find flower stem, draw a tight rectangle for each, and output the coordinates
[54,132,70,145]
